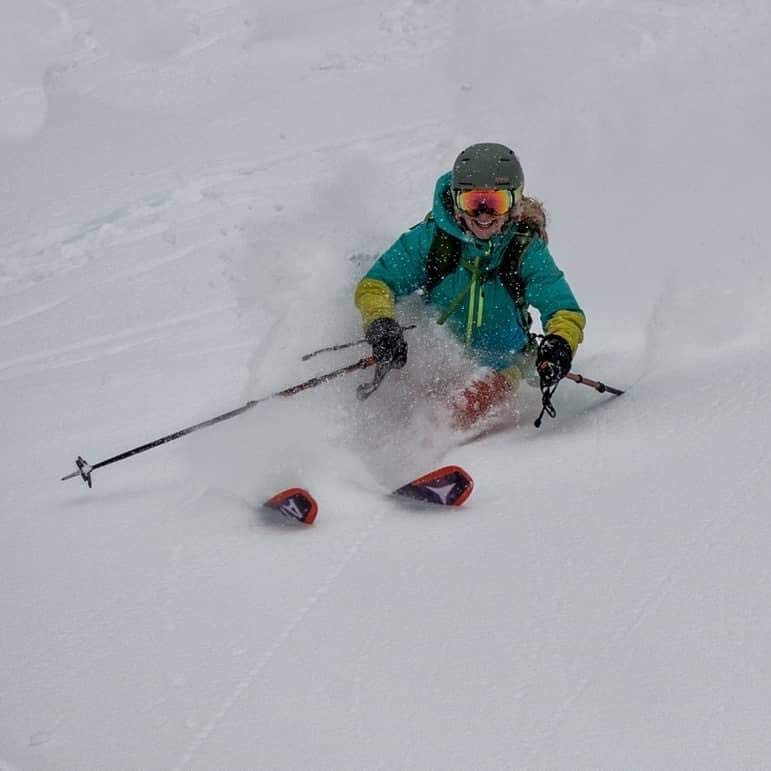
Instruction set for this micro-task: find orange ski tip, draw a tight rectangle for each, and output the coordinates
[406,465,471,487]
[396,465,474,507]
[263,487,318,524]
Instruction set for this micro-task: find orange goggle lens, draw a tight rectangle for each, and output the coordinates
[454,188,515,216]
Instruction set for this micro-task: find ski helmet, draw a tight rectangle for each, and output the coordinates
[451,143,524,192]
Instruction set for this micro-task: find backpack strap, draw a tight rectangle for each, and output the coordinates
[422,188,463,296]
[489,228,534,333]
[424,225,462,296]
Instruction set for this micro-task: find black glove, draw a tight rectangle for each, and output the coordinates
[536,334,572,388]
[365,317,408,369]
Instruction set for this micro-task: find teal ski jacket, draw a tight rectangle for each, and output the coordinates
[355,171,585,372]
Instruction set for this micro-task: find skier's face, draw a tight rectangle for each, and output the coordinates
[457,210,509,240]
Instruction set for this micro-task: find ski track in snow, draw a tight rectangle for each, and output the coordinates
[174,506,388,770]
[0,297,69,328]
[0,303,236,382]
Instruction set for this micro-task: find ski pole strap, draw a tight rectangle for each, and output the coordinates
[534,383,559,428]
[356,360,392,400]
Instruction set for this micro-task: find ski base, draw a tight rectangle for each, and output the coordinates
[263,488,319,524]
[393,465,474,507]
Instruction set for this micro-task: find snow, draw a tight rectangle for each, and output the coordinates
[2,1,771,768]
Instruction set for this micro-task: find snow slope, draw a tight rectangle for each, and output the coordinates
[2,1,771,768]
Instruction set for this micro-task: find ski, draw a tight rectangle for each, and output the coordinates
[262,465,474,524]
[393,465,474,507]
[263,488,319,524]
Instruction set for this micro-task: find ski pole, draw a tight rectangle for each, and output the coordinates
[301,325,416,361]
[566,371,624,396]
[61,356,377,488]
[535,370,625,428]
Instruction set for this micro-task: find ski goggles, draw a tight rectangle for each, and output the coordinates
[454,187,520,217]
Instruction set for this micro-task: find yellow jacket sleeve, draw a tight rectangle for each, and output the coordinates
[354,278,395,331]
[544,309,585,355]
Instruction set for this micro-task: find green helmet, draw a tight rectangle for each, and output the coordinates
[451,143,524,193]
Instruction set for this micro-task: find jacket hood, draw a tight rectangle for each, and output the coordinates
[431,171,471,241]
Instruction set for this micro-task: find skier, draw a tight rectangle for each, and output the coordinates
[355,142,585,429]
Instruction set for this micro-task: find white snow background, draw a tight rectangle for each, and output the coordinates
[2,1,771,768]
